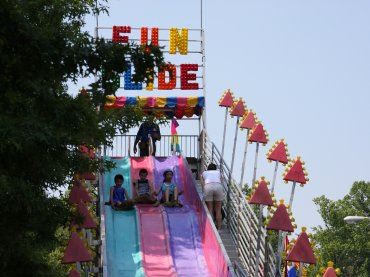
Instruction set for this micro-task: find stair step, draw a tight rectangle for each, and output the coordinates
[221,239,235,246]
[226,247,237,252]
[221,238,233,243]
[217,226,239,264]
[225,251,237,255]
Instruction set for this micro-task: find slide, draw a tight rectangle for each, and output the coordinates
[153,156,209,276]
[102,155,232,277]
[138,206,177,276]
[131,157,177,277]
[103,157,144,277]
[165,207,209,276]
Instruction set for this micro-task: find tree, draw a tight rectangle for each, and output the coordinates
[0,0,164,275]
[309,181,370,276]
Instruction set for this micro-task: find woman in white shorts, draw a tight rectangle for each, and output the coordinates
[201,163,225,229]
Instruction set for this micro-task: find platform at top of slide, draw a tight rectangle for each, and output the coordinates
[102,155,232,277]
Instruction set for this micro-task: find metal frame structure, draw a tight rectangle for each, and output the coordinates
[200,131,277,276]
[94,24,207,138]
[98,173,108,277]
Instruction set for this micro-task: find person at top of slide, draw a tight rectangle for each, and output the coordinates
[109,174,134,210]
[133,168,159,205]
[201,163,225,229]
[134,115,161,157]
[154,169,182,207]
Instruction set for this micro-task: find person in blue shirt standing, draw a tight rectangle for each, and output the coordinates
[134,115,161,157]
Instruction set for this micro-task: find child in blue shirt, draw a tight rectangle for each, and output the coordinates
[109,174,134,210]
[154,169,182,207]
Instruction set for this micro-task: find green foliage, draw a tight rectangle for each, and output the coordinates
[310,181,370,276]
[0,0,165,275]
[45,226,71,277]
[242,183,251,195]
[266,230,279,253]
[0,176,71,275]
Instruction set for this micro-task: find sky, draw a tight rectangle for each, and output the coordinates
[72,0,370,230]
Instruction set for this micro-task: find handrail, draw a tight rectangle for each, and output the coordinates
[201,130,276,276]
[234,260,248,277]
[105,134,199,158]
[98,168,108,277]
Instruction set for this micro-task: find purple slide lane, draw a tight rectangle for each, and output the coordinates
[165,208,209,276]
[154,156,209,276]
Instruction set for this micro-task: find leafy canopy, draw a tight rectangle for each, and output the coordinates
[310,181,370,276]
[0,0,164,275]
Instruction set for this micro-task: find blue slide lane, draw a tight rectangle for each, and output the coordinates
[103,157,144,277]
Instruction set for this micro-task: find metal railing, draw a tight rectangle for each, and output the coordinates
[200,131,276,277]
[104,134,199,158]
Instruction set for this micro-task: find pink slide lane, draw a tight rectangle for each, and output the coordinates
[131,157,177,277]
[138,206,177,277]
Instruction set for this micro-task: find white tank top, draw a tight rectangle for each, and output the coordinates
[202,170,221,184]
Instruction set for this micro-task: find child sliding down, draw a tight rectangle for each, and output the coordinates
[107,174,134,210]
[154,169,182,207]
[133,168,159,205]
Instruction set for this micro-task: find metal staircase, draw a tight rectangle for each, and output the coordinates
[193,180,238,267]
[199,131,277,277]
[218,226,238,264]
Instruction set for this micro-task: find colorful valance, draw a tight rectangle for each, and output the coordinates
[105,96,205,119]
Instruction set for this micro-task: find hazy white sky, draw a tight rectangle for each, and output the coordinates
[73,0,370,230]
